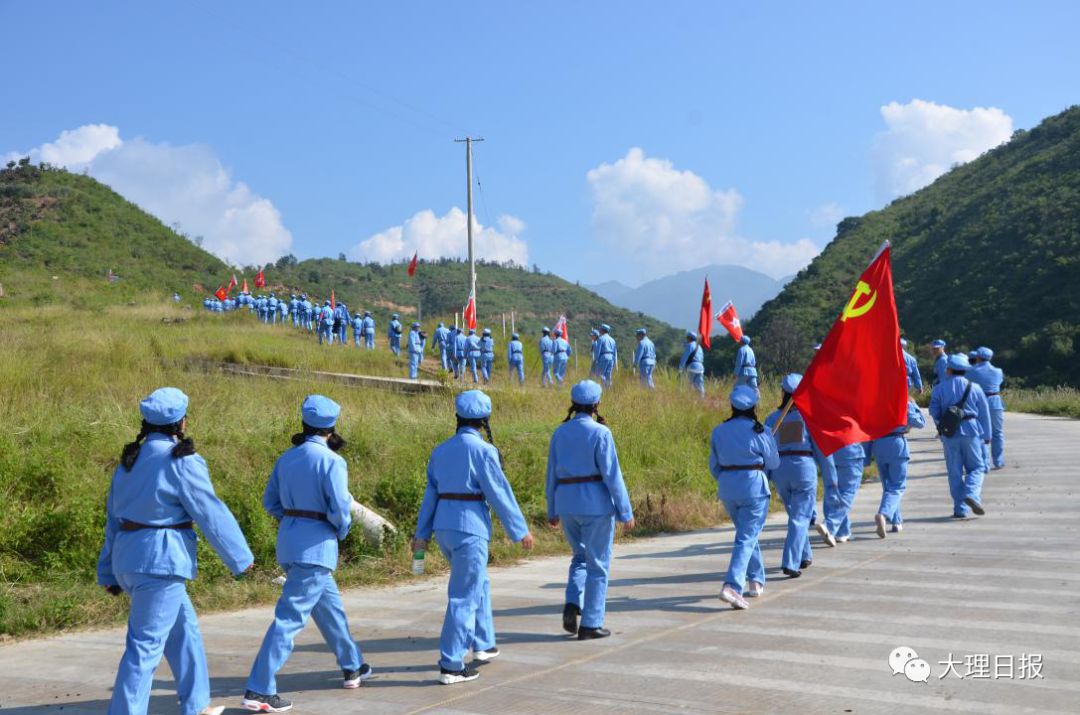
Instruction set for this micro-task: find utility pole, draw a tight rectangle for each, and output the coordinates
[454,137,483,309]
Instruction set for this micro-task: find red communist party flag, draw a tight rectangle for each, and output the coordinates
[463,292,477,330]
[715,301,744,343]
[227,274,237,293]
[254,268,266,288]
[330,289,336,310]
[214,285,228,301]
[698,278,712,350]
[792,243,907,456]
[241,278,249,293]
[553,314,569,340]
[407,251,418,277]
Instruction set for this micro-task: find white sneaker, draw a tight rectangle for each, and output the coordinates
[439,666,480,685]
[815,522,837,547]
[874,513,887,539]
[745,581,764,598]
[836,535,851,543]
[200,707,225,715]
[719,585,749,610]
[472,647,500,662]
[890,523,903,533]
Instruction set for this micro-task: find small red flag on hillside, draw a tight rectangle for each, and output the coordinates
[407,251,418,277]
[715,301,744,343]
[227,274,237,293]
[254,268,266,288]
[792,243,907,456]
[553,314,569,340]
[241,278,249,293]
[330,289,336,310]
[214,285,228,301]
[698,278,712,350]
[463,292,477,330]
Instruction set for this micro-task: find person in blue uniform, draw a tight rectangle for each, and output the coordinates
[930,340,948,386]
[351,311,363,347]
[595,324,617,387]
[546,380,634,639]
[552,329,572,384]
[318,301,334,345]
[507,332,525,384]
[278,299,288,325]
[388,314,402,356]
[334,302,349,345]
[407,322,424,379]
[820,441,865,545]
[734,335,758,390]
[930,354,992,518]
[289,295,299,327]
[764,374,816,577]
[461,328,480,383]
[267,294,279,325]
[539,327,555,387]
[633,328,657,389]
[901,338,923,393]
[589,329,601,377]
[434,323,451,370]
[244,396,371,712]
[412,391,534,685]
[98,388,253,715]
[301,296,313,331]
[359,311,373,348]
[710,386,779,609]
[969,346,1005,469]
[870,398,926,537]
[454,327,468,381]
[679,331,706,397]
[480,328,496,383]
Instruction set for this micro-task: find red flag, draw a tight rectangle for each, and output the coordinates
[214,285,228,301]
[463,292,477,330]
[698,278,712,350]
[715,301,744,343]
[227,274,237,293]
[792,244,907,456]
[553,314,569,340]
[241,278,249,293]
[254,268,266,288]
[407,251,418,277]
[330,289,336,310]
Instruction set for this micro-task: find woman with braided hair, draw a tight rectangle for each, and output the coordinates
[97,387,253,715]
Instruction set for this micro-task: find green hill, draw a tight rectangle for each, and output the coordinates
[744,105,1080,387]
[0,160,683,360]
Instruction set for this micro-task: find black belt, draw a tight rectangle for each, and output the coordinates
[718,464,764,471]
[986,392,1000,396]
[284,509,327,521]
[120,520,193,532]
[962,415,975,421]
[600,352,614,356]
[556,475,603,485]
[438,493,485,502]
[779,450,813,457]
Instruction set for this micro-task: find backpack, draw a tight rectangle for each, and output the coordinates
[938,380,972,438]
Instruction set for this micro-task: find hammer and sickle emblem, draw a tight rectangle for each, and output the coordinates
[842,280,877,322]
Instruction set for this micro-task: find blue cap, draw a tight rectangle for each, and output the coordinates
[392,313,399,319]
[900,337,908,347]
[455,390,492,419]
[571,379,603,406]
[947,353,970,371]
[600,323,611,332]
[730,385,759,410]
[302,394,341,429]
[542,326,550,333]
[468,328,476,334]
[483,328,491,335]
[553,329,562,337]
[740,335,751,345]
[781,373,803,394]
[140,387,189,426]
[813,343,822,351]
[438,322,445,328]
[686,331,697,340]
[932,339,946,348]
[412,322,421,328]
[511,332,520,339]
[977,346,993,360]
[364,311,370,316]
[590,329,599,337]
[968,350,979,360]
[636,328,647,335]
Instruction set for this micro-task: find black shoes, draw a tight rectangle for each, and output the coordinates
[782,567,802,578]
[577,626,611,640]
[799,559,812,570]
[562,603,581,634]
[241,691,293,712]
[438,665,480,685]
[964,497,986,516]
[343,663,373,688]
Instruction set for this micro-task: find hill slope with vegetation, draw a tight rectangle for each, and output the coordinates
[744,105,1080,387]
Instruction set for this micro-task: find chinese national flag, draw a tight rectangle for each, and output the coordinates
[254,269,266,288]
[463,293,477,330]
[407,251,418,277]
[554,314,569,340]
[214,285,228,301]
[241,278,249,293]
[330,289,336,310]
[792,244,907,456]
[698,278,712,350]
[227,274,237,293]
[715,301,744,343]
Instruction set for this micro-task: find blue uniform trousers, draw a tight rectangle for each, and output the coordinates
[560,514,615,630]
[989,408,1005,468]
[440,351,451,371]
[434,530,495,671]
[596,357,614,386]
[337,325,347,344]
[553,357,568,384]
[943,435,986,516]
[541,357,554,386]
[824,461,863,539]
[877,457,908,525]
[353,331,361,347]
[509,360,524,384]
[718,496,769,594]
[772,470,814,570]
[409,352,421,379]
[318,325,332,345]
[689,372,704,397]
[467,355,480,383]
[638,364,655,388]
[364,332,375,350]
[481,356,494,382]
[246,564,361,695]
[735,375,759,390]
[109,574,208,715]
[389,336,401,356]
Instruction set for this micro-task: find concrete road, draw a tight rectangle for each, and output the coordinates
[2,411,1078,714]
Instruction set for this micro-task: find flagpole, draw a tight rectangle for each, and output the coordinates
[455,136,484,324]
[772,398,795,435]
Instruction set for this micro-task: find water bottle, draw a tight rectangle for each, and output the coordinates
[411,548,426,575]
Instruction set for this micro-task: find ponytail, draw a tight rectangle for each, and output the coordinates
[457,416,504,467]
[120,422,152,471]
[727,406,765,434]
[291,422,346,452]
[120,420,196,470]
[562,402,607,425]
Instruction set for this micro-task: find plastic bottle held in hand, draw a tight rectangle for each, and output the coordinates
[411,548,426,575]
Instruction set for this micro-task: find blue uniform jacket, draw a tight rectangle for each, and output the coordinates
[596,334,617,362]
[872,400,927,462]
[903,350,923,390]
[679,341,704,373]
[454,332,468,357]
[388,319,402,338]
[634,337,656,367]
[708,417,778,501]
[466,334,482,356]
[408,329,423,355]
[362,316,375,334]
[933,354,948,385]
[969,362,1005,410]
[434,326,449,353]
[263,436,353,570]
[735,345,757,377]
[481,336,495,358]
[415,428,528,542]
[508,339,524,364]
[97,434,253,586]
[553,337,571,359]
[545,414,633,521]
[539,336,554,360]
[929,375,992,440]
[764,406,817,489]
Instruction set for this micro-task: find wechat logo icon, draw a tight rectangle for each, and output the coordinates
[889,646,930,683]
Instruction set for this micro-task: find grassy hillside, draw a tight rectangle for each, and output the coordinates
[745,105,1080,387]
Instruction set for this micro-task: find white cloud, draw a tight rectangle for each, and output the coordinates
[6,124,292,266]
[873,99,1013,199]
[808,202,846,232]
[586,147,819,281]
[350,207,528,266]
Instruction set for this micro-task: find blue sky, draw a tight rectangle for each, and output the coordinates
[3,1,1079,285]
